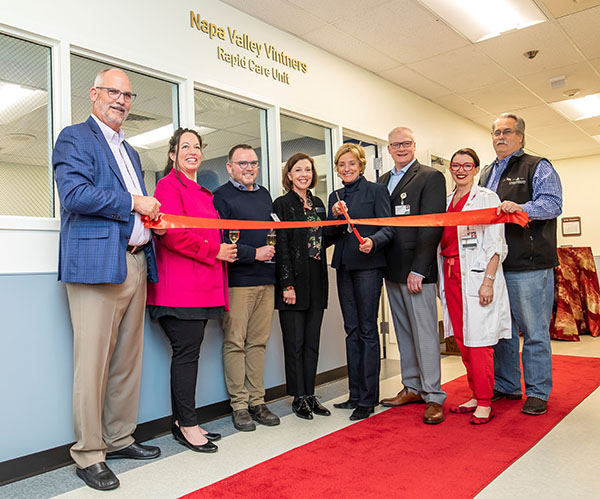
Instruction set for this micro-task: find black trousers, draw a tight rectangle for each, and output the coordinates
[336,267,383,407]
[158,316,207,427]
[278,259,325,397]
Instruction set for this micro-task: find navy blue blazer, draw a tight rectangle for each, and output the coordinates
[327,176,393,271]
[53,116,158,284]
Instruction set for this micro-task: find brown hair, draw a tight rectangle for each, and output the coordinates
[334,143,367,174]
[282,153,317,191]
[164,128,203,184]
[228,144,255,161]
[450,147,480,167]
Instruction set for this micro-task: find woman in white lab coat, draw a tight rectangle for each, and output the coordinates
[437,148,511,425]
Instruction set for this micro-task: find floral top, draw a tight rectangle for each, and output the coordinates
[299,191,324,260]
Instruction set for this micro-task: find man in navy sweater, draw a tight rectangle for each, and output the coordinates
[213,144,280,431]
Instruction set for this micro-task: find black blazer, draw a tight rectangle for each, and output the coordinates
[273,190,328,311]
[327,175,394,271]
[378,160,446,283]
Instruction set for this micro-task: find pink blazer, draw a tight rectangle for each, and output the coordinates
[147,170,228,309]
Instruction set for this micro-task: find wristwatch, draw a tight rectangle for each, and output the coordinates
[485,274,496,281]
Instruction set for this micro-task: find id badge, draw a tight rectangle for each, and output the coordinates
[395,204,411,216]
[461,231,477,249]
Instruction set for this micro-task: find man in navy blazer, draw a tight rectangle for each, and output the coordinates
[378,126,447,425]
[53,68,162,491]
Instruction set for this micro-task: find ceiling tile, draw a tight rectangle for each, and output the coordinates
[477,22,584,77]
[333,0,468,64]
[431,94,493,120]
[539,0,600,18]
[286,0,390,24]
[558,5,600,59]
[513,104,573,130]
[528,122,596,144]
[221,0,327,36]
[377,66,451,99]
[591,58,600,72]
[303,26,399,72]
[573,115,600,135]
[518,62,600,102]
[458,80,543,114]
[408,46,510,93]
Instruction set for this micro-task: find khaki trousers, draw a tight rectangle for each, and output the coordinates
[66,252,147,468]
[222,285,274,411]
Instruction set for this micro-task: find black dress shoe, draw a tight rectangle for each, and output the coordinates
[172,424,218,453]
[76,462,119,491]
[306,395,331,416]
[249,404,281,426]
[333,399,358,410]
[106,442,160,460]
[349,406,374,421]
[292,397,313,420]
[203,432,222,442]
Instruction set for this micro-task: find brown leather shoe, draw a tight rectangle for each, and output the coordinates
[381,388,425,407]
[423,402,444,424]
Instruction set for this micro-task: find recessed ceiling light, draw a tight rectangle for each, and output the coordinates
[550,93,600,121]
[418,0,547,43]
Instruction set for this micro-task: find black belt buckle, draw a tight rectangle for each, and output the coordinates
[127,243,147,254]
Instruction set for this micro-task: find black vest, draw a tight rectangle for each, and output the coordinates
[482,152,558,271]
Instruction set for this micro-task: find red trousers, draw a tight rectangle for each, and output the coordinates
[443,257,494,407]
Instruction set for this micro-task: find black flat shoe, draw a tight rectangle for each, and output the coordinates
[333,399,358,410]
[306,395,331,416]
[203,432,222,442]
[349,406,374,421]
[292,397,313,420]
[76,462,119,490]
[106,442,160,460]
[172,424,218,453]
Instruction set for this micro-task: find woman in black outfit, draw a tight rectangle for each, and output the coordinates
[328,143,393,421]
[273,153,331,420]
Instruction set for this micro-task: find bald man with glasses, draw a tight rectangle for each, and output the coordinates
[378,126,447,425]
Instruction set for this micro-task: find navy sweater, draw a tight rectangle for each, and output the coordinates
[213,181,276,287]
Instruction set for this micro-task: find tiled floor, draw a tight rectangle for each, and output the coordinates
[2,336,598,498]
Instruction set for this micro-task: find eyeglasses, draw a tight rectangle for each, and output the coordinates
[95,87,137,103]
[491,128,516,137]
[389,141,414,150]
[449,162,476,171]
[231,160,260,170]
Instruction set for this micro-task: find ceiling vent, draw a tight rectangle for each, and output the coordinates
[549,76,566,89]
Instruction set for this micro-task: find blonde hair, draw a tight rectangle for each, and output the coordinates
[334,143,367,174]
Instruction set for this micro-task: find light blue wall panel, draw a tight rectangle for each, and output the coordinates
[0,269,347,462]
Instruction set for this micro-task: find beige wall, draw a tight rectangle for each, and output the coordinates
[554,154,600,255]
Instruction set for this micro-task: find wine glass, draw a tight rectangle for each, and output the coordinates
[229,229,240,244]
[266,228,276,263]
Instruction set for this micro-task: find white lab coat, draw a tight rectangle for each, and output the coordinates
[437,184,512,347]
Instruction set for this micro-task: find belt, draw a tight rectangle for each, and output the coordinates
[127,242,149,254]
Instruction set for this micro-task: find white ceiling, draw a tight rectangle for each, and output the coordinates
[221,0,600,161]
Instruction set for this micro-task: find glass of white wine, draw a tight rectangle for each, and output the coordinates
[229,229,240,244]
[266,228,276,263]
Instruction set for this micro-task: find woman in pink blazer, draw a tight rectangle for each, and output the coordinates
[147,128,236,453]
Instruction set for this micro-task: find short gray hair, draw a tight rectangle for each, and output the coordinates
[94,69,113,88]
[493,113,526,147]
[388,126,414,142]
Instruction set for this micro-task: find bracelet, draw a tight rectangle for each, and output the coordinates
[485,273,496,281]
[481,284,493,288]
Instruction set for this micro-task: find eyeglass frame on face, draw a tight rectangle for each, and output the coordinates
[230,160,260,170]
[95,86,137,103]
[388,140,414,150]
[449,162,476,172]
[491,128,517,138]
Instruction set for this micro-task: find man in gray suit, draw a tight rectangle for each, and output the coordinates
[378,127,447,424]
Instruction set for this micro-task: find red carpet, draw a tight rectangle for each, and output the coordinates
[182,355,600,499]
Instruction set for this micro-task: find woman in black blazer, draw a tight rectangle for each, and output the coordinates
[328,143,393,421]
[273,153,331,420]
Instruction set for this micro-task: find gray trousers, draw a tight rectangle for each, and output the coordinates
[385,280,446,405]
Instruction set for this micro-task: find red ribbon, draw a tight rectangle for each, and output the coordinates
[143,208,529,230]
